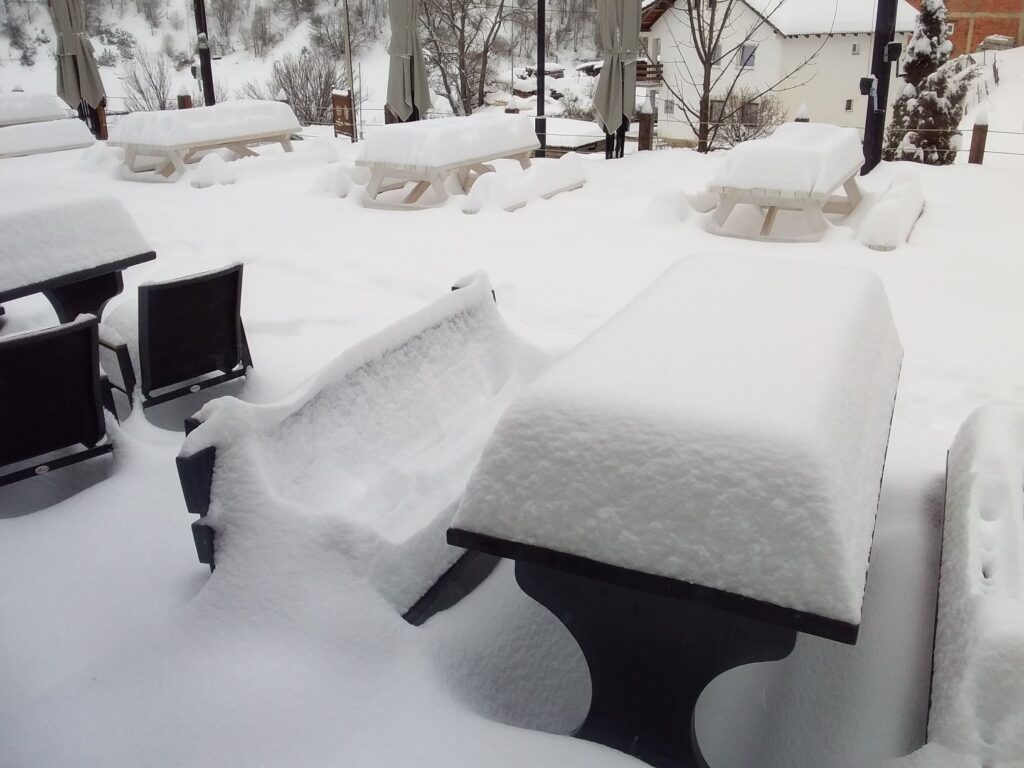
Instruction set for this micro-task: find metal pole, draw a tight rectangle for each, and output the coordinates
[342,0,359,141]
[535,0,546,157]
[862,0,899,174]
[193,0,216,105]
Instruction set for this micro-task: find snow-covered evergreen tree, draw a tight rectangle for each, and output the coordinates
[884,0,979,165]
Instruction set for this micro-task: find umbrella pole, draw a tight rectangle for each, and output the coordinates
[535,0,546,158]
[193,0,217,105]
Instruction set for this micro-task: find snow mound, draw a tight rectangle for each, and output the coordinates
[0,118,94,158]
[357,113,540,169]
[462,153,585,213]
[0,91,68,126]
[453,254,902,626]
[0,186,151,291]
[931,406,1024,761]
[107,100,300,149]
[711,122,864,197]
[181,273,549,615]
[190,153,237,188]
[859,170,925,251]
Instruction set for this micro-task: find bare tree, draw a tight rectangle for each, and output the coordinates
[710,86,785,148]
[659,0,828,152]
[242,3,277,57]
[211,0,242,48]
[240,51,344,124]
[121,46,173,111]
[135,0,164,29]
[310,8,372,58]
[419,0,525,114]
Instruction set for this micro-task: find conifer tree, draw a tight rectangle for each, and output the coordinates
[883,0,979,165]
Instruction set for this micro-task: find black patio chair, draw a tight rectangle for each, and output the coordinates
[101,264,253,410]
[0,316,115,487]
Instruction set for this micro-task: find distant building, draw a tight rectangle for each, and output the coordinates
[906,0,1024,54]
[641,0,918,145]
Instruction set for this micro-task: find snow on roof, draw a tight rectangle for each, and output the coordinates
[743,0,918,36]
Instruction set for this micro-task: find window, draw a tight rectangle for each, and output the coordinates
[711,43,723,66]
[710,99,726,122]
[740,101,760,125]
[845,99,854,112]
[652,37,662,59]
[738,44,756,68]
[663,99,675,115]
[946,23,955,35]
[852,42,860,55]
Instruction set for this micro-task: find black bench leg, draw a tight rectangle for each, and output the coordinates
[43,271,124,323]
[515,561,798,768]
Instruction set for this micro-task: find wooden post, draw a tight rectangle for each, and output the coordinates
[969,112,989,165]
[638,108,653,151]
[95,100,108,140]
[341,0,358,142]
[177,94,193,110]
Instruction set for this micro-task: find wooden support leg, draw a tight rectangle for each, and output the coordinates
[712,197,738,229]
[365,169,385,200]
[224,142,259,159]
[403,180,432,205]
[843,176,863,209]
[280,136,294,153]
[760,206,779,237]
[516,561,797,768]
[518,153,533,170]
[428,172,449,205]
[802,202,829,233]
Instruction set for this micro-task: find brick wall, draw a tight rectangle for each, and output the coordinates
[904,0,1024,53]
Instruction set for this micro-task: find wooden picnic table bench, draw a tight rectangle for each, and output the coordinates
[449,254,903,768]
[356,114,541,209]
[107,100,301,181]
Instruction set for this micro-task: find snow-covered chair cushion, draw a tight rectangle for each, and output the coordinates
[177,273,548,621]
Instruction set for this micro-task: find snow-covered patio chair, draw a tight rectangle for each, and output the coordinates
[100,263,253,410]
[926,407,1024,762]
[450,254,902,766]
[176,273,547,624]
[107,100,300,182]
[709,122,865,239]
[0,316,115,487]
[356,114,541,209]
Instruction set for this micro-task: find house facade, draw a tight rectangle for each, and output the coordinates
[641,0,918,145]
[907,0,1024,53]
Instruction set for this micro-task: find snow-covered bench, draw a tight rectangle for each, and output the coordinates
[107,100,301,181]
[710,122,865,239]
[927,407,1024,762]
[450,254,902,765]
[356,114,541,209]
[176,273,547,623]
[0,92,68,128]
[0,118,94,159]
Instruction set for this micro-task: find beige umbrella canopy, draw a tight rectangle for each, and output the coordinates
[387,0,432,121]
[593,0,641,134]
[49,0,106,110]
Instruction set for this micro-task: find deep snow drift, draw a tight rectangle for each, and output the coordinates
[0,129,1021,768]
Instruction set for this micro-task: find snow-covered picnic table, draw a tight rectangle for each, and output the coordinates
[357,114,540,208]
[0,187,154,321]
[710,122,865,238]
[0,92,68,127]
[0,118,94,159]
[450,254,903,767]
[107,100,301,181]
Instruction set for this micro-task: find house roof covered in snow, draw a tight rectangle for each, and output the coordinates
[644,0,918,37]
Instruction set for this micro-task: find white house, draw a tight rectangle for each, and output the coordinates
[640,0,919,145]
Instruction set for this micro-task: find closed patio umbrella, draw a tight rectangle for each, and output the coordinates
[387,0,432,122]
[593,0,641,158]
[49,0,106,113]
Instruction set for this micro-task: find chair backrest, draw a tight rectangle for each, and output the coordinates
[0,317,105,467]
[138,264,245,396]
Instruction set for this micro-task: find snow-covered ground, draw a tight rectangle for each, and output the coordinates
[1,121,1024,768]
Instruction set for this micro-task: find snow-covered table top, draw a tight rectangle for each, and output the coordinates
[0,119,94,159]
[0,92,68,127]
[452,254,903,634]
[0,186,154,299]
[711,122,865,198]
[357,114,540,170]
[107,100,300,151]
